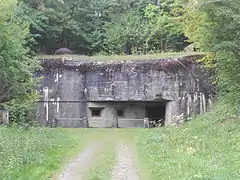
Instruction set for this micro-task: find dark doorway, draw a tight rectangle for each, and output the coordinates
[145,102,166,127]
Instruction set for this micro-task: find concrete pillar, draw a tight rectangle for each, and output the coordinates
[165,101,178,125]
[0,109,9,125]
[112,107,118,128]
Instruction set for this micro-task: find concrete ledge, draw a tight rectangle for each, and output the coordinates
[55,118,87,128]
[118,119,144,128]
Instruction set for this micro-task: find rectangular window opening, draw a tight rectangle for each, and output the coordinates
[90,108,103,117]
[117,109,124,117]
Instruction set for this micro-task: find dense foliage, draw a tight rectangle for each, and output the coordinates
[17,0,189,55]
[1,0,240,123]
[183,0,240,112]
[0,0,39,123]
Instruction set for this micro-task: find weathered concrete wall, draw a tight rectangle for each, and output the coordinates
[54,117,87,128]
[37,55,212,127]
[87,102,145,128]
[87,102,115,128]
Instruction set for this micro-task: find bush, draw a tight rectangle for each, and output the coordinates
[5,93,39,124]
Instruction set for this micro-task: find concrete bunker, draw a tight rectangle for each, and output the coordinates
[36,54,213,128]
[87,101,169,128]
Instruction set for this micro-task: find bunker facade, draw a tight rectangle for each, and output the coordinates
[36,55,212,128]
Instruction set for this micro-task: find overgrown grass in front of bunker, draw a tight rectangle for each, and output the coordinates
[0,126,98,180]
[130,108,240,180]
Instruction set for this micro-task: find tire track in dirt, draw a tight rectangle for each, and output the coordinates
[111,142,140,180]
[53,142,100,180]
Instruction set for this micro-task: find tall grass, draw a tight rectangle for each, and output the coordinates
[0,127,90,180]
[132,111,240,179]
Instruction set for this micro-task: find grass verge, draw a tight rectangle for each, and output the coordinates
[131,114,240,179]
[1,112,239,180]
[0,127,103,180]
[83,137,116,180]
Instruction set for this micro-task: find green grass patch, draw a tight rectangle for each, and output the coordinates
[130,114,240,179]
[1,112,239,180]
[84,135,116,180]
[38,52,205,61]
[0,127,104,180]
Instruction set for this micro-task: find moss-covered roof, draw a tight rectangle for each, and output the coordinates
[40,53,205,73]
[38,52,205,62]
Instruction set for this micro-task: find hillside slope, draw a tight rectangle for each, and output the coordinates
[132,113,240,179]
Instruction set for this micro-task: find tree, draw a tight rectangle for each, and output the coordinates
[144,3,188,52]
[16,0,189,55]
[104,10,148,54]
[0,0,39,122]
[183,0,240,105]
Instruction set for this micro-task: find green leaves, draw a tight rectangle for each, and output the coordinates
[104,10,148,54]
[18,0,189,55]
[103,1,188,55]
[0,0,39,122]
[183,0,240,106]
[144,3,188,52]
[0,0,17,23]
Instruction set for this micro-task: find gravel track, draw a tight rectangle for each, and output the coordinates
[111,142,140,180]
[54,142,100,180]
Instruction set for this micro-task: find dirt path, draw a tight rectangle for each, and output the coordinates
[53,142,100,180]
[111,142,140,180]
